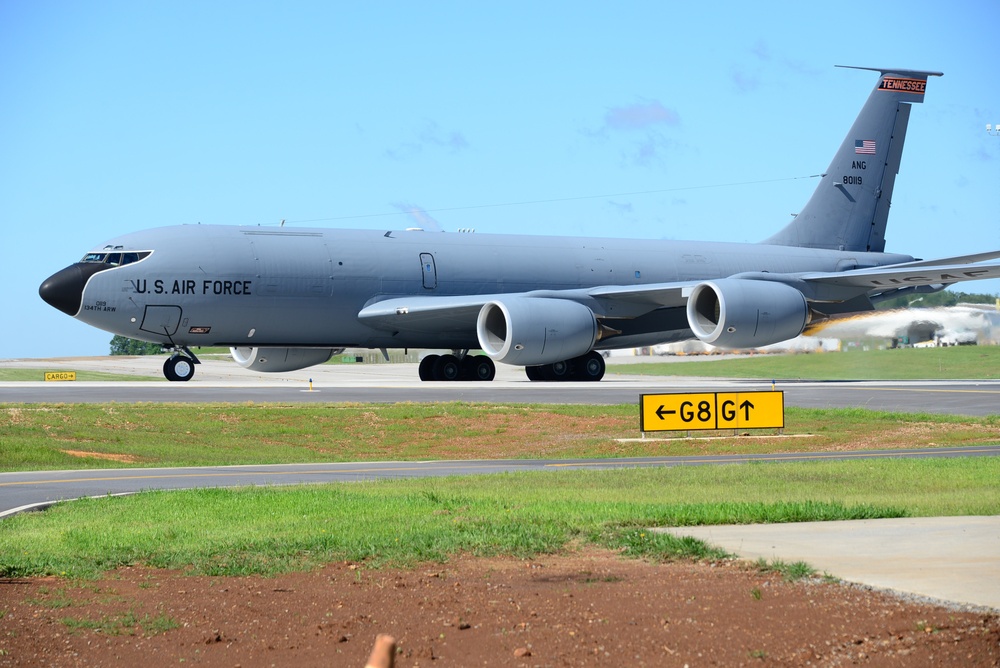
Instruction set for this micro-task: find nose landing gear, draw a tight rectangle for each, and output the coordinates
[162,347,200,382]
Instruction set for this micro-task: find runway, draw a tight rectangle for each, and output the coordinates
[2,356,1000,416]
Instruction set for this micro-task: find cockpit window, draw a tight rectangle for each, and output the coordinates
[80,251,151,265]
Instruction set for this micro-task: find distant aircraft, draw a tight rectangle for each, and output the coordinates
[40,66,1000,382]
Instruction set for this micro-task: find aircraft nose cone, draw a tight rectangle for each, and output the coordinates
[39,265,86,316]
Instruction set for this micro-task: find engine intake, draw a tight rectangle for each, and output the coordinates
[230,347,337,372]
[477,297,598,366]
[686,279,809,349]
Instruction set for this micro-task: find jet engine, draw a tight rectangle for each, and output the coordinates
[477,297,598,366]
[230,347,337,372]
[686,279,809,349]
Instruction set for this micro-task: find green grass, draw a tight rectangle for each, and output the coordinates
[2,403,999,471]
[0,369,161,381]
[60,611,179,636]
[608,345,1000,380]
[754,558,816,582]
[2,397,998,580]
[2,457,997,578]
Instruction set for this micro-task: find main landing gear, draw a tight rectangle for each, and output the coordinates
[162,347,200,382]
[417,351,606,382]
[418,353,496,382]
[524,351,605,382]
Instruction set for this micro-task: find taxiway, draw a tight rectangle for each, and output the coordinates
[2,356,999,416]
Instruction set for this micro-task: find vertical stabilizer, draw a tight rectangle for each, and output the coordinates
[763,66,942,252]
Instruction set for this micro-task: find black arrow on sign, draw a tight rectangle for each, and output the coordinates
[739,400,754,421]
[656,405,676,420]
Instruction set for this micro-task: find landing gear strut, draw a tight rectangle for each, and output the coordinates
[525,351,605,382]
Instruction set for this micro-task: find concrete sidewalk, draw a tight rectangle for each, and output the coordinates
[657,516,1000,611]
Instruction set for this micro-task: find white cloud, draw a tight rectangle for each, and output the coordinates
[391,201,443,231]
[385,120,469,160]
[604,101,680,131]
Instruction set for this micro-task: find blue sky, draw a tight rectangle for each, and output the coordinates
[2,1,997,358]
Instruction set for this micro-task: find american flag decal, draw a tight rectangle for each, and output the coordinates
[855,139,876,155]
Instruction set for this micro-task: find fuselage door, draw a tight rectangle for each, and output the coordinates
[420,253,437,289]
[139,305,182,337]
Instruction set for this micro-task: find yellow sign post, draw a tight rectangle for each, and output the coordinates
[640,391,783,433]
[44,371,77,382]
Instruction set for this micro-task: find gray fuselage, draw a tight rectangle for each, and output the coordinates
[72,224,912,351]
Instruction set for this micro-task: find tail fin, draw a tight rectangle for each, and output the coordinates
[763,66,942,253]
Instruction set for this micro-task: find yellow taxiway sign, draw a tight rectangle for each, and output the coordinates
[640,391,784,432]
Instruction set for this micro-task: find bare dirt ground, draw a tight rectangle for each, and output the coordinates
[2,549,998,667]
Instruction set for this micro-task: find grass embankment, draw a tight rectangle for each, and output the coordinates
[608,345,1000,380]
[3,457,999,578]
[3,403,1000,471]
[2,402,999,578]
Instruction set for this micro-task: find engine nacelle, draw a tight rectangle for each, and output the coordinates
[477,297,598,366]
[230,347,336,372]
[686,279,809,349]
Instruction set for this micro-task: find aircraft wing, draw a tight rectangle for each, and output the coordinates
[801,255,1000,299]
[585,257,1000,307]
[358,252,1000,338]
[358,282,695,335]
[358,295,489,334]
[585,283,689,310]
[888,250,1000,268]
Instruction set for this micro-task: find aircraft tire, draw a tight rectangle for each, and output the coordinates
[473,356,495,381]
[418,355,439,381]
[525,365,544,381]
[163,355,195,382]
[545,359,573,381]
[575,351,606,382]
[463,355,495,381]
[434,354,462,381]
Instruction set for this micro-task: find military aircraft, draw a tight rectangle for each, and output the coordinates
[40,66,1000,382]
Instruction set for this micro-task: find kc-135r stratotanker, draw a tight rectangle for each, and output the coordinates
[40,66,1000,382]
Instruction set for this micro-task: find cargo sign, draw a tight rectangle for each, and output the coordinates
[44,371,77,382]
[640,391,784,432]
